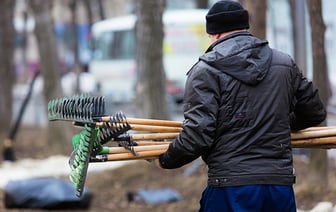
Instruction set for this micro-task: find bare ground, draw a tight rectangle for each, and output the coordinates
[1,125,336,212]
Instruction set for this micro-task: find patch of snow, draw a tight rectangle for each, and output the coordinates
[0,155,132,189]
[310,202,334,212]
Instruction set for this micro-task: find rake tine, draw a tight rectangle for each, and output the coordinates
[65,98,71,120]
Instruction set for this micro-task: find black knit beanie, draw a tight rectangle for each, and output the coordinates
[206,0,250,35]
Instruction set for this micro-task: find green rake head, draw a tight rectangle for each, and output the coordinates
[68,121,133,196]
[69,124,99,197]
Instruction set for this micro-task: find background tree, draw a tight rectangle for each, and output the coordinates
[240,0,267,39]
[69,0,81,93]
[97,0,106,20]
[195,0,208,9]
[82,0,94,50]
[289,0,308,76]
[28,0,71,154]
[306,0,330,189]
[135,0,169,119]
[0,0,16,162]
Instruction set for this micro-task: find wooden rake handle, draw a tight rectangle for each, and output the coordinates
[96,122,182,133]
[130,124,182,133]
[135,141,172,146]
[291,136,336,149]
[100,116,182,127]
[106,144,169,154]
[291,127,336,140]
[105,149,168,161]
[131,133,179,140]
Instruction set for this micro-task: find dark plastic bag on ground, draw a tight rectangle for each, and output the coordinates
[4,177,92,209]
[127,188,181,204]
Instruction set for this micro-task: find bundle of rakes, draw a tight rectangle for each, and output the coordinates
[48,94,336,197]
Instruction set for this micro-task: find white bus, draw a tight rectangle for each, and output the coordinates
[89,9,210,103]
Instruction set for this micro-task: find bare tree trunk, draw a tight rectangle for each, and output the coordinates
[97,0,106,20]
[83,0,93,25]
[135,0,169,120]
[240,0,267,39]
[69,0,81,94]
[83,0,94,56]
[29,0,72,155]
[306,0,330,188]
[18,10,30,83]
[289,0,308,76]
[0,0,16,161]
[195,0,208,9]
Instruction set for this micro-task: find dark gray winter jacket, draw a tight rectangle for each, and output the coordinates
[159,32,326,186]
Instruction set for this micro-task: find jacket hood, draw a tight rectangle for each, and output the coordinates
[200,32,272,85]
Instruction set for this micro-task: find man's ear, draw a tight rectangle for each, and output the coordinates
[215,34,221,39]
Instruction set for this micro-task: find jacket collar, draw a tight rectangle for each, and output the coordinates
[205,31,252,53]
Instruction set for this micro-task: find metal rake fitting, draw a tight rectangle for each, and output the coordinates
[48,94,105,123]
[116,134,138,156]
[97,112,131,144]
[90,134,139,162]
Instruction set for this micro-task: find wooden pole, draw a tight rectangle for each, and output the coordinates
[106,149,167,161]
[107,144,169,154]
[291,136,336,148]
[96,122,182,133]
[131,133,179,140]
[100,116,182,127]
[291,128,336,140]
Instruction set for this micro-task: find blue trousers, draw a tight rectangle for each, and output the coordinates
[199,185,296,212]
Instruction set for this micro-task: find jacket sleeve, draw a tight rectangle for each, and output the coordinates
[159,62,220,169]
[290,63,327,131]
